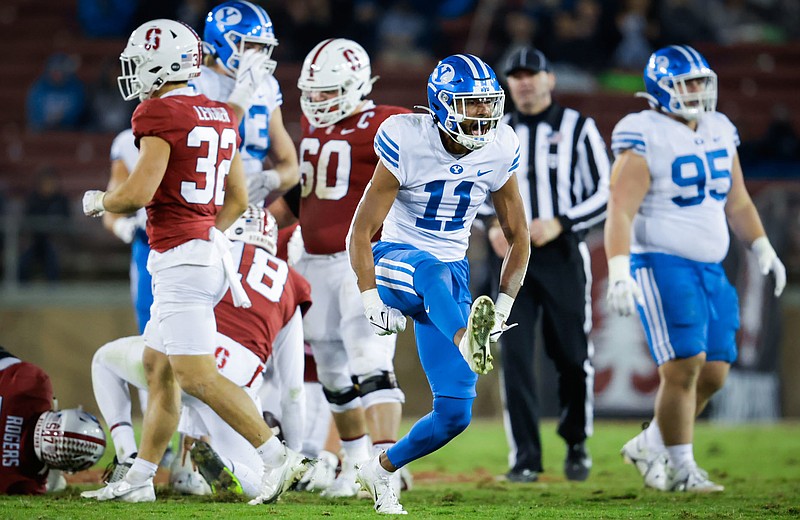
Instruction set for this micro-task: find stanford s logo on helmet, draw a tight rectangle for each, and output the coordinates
[640,45,717,121]
[34,409,106,472]
[298,38,375,128]
[426,54,505,150]
[118,19,202,101]
[204,1,278,76]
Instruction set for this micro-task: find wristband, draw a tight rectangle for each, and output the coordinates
[608,255,631,283]
[495,292,515,319]
[361,288,382,310]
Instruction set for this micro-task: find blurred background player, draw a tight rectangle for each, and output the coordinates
[605,44,786,492]
[194,0,298,206]
[0,345,106,495]
[80,19,305,505]
[90,206,311,498]
[348,54,530,514]
[293,38,410,497]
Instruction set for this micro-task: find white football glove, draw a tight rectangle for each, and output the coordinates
[82,190,106,217]
[489,292,517,343]
[751,236,786,297]
[361,288,406,336]
[287,225,304,266]
[228,49,272,112]
[606,255,644,317]
[246,169,281,205]
[296,450,338,492]
[112,216,137,244]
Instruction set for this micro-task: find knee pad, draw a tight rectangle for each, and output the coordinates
[322,384,363,413]
[413,260,452,291]
[358,371,405,408]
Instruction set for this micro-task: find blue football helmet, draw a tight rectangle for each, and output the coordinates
[427,54,505,150]
[204,1,278,76]
[641,45,717,121]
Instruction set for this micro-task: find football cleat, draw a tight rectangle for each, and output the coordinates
[248,447,309,505]
[356,455,407,515]
[171,445,212,496]
[458,296,496,374]
[621,433,668,490]
[296,450,338,492]
[80,477,155,502]
[101,453,136,484]
[667,464,724,493]
[189,440,240,495]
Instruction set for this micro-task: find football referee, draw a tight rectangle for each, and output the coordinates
[488,47,610,483]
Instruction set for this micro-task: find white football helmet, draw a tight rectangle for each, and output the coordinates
[225,205,278,255]
[34,409,107,472]
[298,38,375,128]
[118,18,203,101]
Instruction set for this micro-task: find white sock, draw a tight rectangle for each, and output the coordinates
[256,436,285,468]
[372,441,395,457]
[109,423,138,461]
[341,435,371,466]
[644,419,665,452]
[126,457,158,484]
[665,444,694,470]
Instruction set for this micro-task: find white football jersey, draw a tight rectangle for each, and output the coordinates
[190,65,283,175]
[374,114,520,262]
[612,110,740,263]
[110,128,146,228]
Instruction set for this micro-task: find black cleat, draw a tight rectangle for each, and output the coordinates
[564,442,592,481]
[505,468,539,483]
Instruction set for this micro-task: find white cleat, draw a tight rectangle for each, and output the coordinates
[248,448,308,505]
[80,477,156,502]
[356,455,407,515]
[667,464,724,493]
[321,469,362,498]
[458,296,496,375]
[621,433,668,491]
[170,449,212,496]
[296,450,338,492]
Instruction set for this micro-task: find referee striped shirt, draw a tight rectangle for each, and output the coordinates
[503,102,610,235]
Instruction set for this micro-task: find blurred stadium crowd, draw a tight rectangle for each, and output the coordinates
[0,0,799,287]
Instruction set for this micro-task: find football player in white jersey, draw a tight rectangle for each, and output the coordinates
[604,45,786,493]
[193,1,298,205]
[348,54,530,514]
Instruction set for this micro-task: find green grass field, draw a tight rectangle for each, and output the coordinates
[2,419,799,519]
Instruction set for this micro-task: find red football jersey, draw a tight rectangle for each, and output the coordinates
[0,360,53,495]
[299,103,411,254]
[215,242,312,363]
[132,91,240,253]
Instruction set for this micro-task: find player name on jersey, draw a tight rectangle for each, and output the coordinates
[2,415,23,467]
[193,105,231,123]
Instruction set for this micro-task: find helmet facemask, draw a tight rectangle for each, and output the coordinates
[438,90,505,150]
[117,54,147,101]
[221,31,278,76]
[659,72,717,121]
[300,78,370,128]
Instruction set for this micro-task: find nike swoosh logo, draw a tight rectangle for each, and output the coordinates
[341,128,355,135]
[477,169,492,176]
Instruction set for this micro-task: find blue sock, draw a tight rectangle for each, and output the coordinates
[386,396,473,468]
[413,261,467,343]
